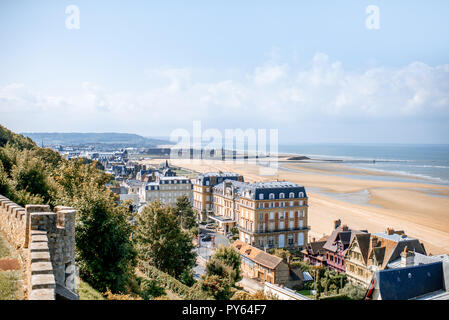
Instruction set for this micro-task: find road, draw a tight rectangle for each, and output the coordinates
[193,226,231,278]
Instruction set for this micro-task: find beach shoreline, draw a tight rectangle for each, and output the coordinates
[138,157,449,255]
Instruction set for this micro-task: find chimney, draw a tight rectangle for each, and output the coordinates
[386,228,394,235]
[401,246,415,268]
[341,224,349,231]
[334,219,341,229]
[312,237,316,243]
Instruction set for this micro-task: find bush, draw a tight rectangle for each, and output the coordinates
[139,262,212,300]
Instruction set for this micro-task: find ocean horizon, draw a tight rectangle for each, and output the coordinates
[278,143,449,186]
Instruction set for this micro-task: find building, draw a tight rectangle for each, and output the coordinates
[345,228,427,288]
[139,176,192,206]
[322,220,367,273]
[366,249,449,300]
[232,239,304,287]
[192,172,244,221]
[301,235,329,266]
[213,180,308,250]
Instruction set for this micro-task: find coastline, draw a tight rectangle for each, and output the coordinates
[139,157,449,255]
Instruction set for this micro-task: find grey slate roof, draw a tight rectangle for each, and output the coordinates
[214,180,307,200]
[374,262,444,300]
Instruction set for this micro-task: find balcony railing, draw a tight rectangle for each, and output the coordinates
[238,225,310,235]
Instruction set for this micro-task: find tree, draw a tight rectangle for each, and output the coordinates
[71,187,137,293]
[134,201,196,279]
[206,245,242,284]
[199,275,233,300]
[272,248,292,264]
[175,195,197,230]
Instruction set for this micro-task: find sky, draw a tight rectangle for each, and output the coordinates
[1,0,449,144]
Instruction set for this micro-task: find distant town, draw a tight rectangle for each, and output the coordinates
[30,137,449,301]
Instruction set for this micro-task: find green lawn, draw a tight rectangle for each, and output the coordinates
[78,279,106,300]
[0,235,11,258]
[0,271,21,300]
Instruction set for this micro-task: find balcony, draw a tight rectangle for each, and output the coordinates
[237,225,310,235]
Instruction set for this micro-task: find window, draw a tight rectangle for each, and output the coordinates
[269,193,275,200]
[269,212,274,219]
[288,234,294,245]
[289,192,295,198]
[259,194,264,200]
[279,193,285,199]
[298,233,304,246]
[299,192,304,198]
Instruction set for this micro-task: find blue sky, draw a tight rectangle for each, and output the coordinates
[1,0,449,143]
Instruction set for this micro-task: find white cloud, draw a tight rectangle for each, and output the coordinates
[1,53,449,141]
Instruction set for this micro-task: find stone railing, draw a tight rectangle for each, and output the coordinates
[0,195,77,300]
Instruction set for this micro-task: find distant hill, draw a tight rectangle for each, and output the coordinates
[21,132,172,147]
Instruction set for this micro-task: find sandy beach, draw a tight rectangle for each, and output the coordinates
[139,157,449,255]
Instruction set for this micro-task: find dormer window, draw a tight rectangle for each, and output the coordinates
[279,193,285,199]
[259,194,264,200]
[289,192,295,198]
[269,193,275,200]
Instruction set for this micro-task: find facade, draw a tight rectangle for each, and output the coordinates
[301,236,329,266]
[322,220,367,273]
[139,176,192,206]
[345,228,427,288]
[213,180,309,250]
[192,172,244,221]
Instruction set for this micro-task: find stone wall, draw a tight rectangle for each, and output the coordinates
[0,195,27,250]
[0,195,77,300]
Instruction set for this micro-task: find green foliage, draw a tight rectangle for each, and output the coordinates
[0,125,36,150]
[206,245,242,284]
[72,187,137,293]
[290,259,311,272]
[175,195,197,230]
[200,245,242,300]
[0,125,138,295]
[272,248,292,263]
[134,201,196,279]
[139,262,212,300]
[78,279,106,300]
[137,278,165,300]
[10,151,53,204]
[199,274,233,300]
[340,283,367,300]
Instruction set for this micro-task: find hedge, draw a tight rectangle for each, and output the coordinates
[138,262,212,300]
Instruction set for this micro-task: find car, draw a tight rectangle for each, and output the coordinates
[225,232,233,238]
[205,224,216,230]
[201,235,212,241]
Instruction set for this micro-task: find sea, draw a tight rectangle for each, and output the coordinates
[278,144,449,186]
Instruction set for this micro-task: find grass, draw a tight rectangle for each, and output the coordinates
[0,235,11,258]
[78,279,106,300]
[0,271,21,300]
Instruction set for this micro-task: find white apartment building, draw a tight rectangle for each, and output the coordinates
[139,176,193,206]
